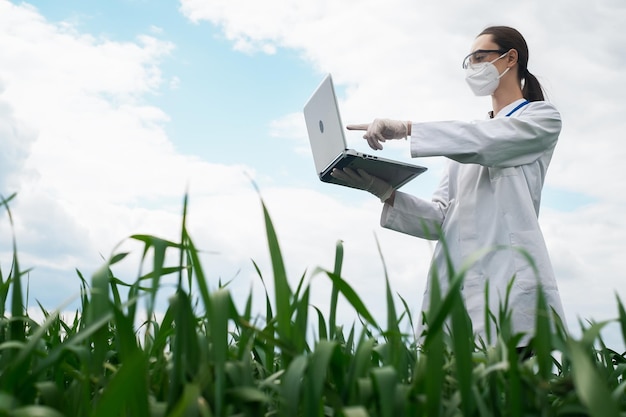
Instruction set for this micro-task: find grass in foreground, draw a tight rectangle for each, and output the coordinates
[0,191,625,417]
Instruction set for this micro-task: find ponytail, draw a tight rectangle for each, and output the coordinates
[522,70,545,102]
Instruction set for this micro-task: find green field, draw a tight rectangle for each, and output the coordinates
[1,192,625,417]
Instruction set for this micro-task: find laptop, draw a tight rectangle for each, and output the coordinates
[303,74,427,191]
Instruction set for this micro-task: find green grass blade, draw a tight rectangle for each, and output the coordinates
[0,194,16,319]
[228,386,270,409]
[12,405,66,417]
[111,301,140,361]
[339,406,370,417]
[345,338,375,402]
[318,269,379,331]
[397,293,415,342]
[370,366,398,417]
[86,263,113,375]
[484,280,492,345]
[505,338,523,417]
[579,320,611,347]
[167,290,200,412]
[148,303,175,359]
[0,272,9,322]
[533,284,553,380]
[615,293,626,350]
[8,295,80,382]
[181,233,213,319]
[449,272,475,417]
[130,235,181,290]
[304,340,340,417]
[568,339,620,417]
[209,288,232,417]
[234,289,255,360]
[421,271,444,416]
[281,355,308,417]
[1,194,27,373]
[259,198,292,345]
[9,255,24,344]
[253,263,276,374]
[373,235,404,373]
[167,383,206,417]
[424,247,496,345]
[91,350,149,417]
[329,240,344,340]
[293,285,310,355]
[313,306,328,341]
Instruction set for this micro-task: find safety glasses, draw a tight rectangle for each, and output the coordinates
[462,49,507,69]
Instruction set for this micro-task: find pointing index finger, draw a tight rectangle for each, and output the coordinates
[346,123,369,131]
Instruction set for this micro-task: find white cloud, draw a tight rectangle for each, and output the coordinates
[0,1,257,302]
[0,88,37,191]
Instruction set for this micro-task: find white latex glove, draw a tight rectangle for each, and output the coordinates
[330,167,394,202]
[347,118,410,151]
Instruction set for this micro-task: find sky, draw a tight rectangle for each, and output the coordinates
[0,0,625,347]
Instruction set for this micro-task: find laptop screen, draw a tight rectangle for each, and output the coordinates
[303,74,347,175]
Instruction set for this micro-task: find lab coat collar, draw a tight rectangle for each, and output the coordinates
[492,98,529,119]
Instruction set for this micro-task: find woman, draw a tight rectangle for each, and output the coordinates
[331,26,566,348]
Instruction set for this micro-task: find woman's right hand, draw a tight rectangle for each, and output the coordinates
[347,119,410,150]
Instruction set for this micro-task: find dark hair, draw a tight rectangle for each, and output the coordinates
[479,26,545,101]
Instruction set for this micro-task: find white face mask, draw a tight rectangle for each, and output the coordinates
[464,53,510,96]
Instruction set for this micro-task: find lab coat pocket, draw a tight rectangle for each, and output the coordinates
[461,274,485,302]
[460,273,486,320]
[488,166,518,181]
[509,230,554,292]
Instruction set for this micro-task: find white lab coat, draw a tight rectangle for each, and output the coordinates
[380,98,565,346]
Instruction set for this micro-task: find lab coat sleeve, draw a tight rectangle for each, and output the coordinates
[380,170,449,240]
[410,101,561,167]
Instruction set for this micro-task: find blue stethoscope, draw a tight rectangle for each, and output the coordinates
[505,100,530,117]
